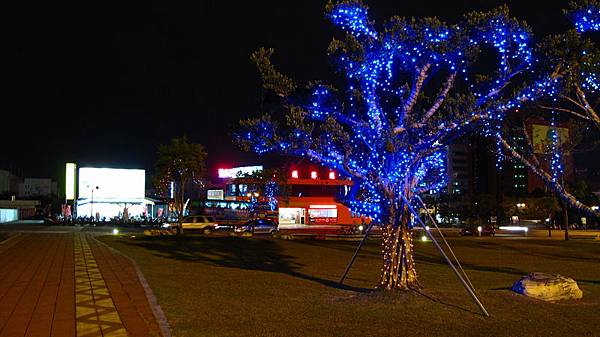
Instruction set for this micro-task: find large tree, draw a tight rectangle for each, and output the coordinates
[238,1,599,289]
[154,137,207,234]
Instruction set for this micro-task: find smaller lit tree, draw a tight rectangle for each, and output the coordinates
[154,137,207,234]
[233,166,292,216]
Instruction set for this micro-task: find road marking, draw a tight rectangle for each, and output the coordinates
[75,234,128,337]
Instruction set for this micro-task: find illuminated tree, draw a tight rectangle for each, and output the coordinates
[238,1,599,289]
[154,137,207,234]
[232,167,289,214]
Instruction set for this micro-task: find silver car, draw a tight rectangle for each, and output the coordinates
[163,215,217,233]
[235,219,278,234]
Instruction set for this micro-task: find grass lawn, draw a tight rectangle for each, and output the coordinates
[100,234,600,337]
[0,232,12,243]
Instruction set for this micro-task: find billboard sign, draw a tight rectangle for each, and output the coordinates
[78,168,145,200]
[207,189,224,200]
[531,124,569,154]
[218,166,263,179]
[66,163,77,200]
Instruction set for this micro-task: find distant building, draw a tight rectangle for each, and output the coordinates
[446,142,473,196]
[500,135,529,197]
[0,169,20,196]
[18,178,58,198]
[0,200,40,222]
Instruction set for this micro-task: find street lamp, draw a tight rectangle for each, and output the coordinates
[87,185,99,218]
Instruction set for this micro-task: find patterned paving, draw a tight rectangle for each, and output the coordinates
[74,234,127,337]
[0,232,165,337]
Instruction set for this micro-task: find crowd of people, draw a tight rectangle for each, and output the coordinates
[52,215,168,227]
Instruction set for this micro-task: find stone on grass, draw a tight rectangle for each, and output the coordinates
[512,272,583,301]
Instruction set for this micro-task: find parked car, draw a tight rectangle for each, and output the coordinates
[163,215,217,233]
[235,219,278,234]
[460,225,495,236]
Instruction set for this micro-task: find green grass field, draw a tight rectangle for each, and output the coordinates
[100,235,600,337]
[0,232,12,243]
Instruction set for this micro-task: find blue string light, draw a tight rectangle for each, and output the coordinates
[237,1,591,224]
[550,111,563,183]
[570,6,600,32]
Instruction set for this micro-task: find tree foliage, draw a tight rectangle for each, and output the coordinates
[237,0,600,288]
[154,137,207,233]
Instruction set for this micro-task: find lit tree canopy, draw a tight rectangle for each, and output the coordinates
[237,0,600,289]
[154,137,207,233]
[240,2,540,221]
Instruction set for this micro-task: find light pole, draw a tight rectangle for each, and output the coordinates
[87,185,99,218]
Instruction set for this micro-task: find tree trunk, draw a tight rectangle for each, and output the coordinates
[176,183,185,236]
[562,202,569,241]
[379,206,420,290]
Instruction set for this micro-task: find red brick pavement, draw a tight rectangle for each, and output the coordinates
[87,237,163,337]
[0,233,165,337]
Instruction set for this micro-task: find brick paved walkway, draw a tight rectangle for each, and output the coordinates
[0,233,164,337]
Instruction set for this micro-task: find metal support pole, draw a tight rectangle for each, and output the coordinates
[400,195,490,317]
[339,222,375,286]
[415,196,476,291]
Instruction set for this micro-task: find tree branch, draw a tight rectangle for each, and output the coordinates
[419,72,457,126]
[497,135,600,217]
[575,85,600,128]
[538,105,592,121]
[401,63,431,123]
[476,68,524,106]
[559,93,588,112]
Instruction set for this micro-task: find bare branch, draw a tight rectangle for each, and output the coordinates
[559,94,588,111]
[476,68,525,106]
[538,105,592,121]
[575,85,600,127]
[419,72,457,126]
[401,63,431,122]
[497,135,600,217]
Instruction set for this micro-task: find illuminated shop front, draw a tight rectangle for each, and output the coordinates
[307,204,338,224]
[277,197,355,228]
[214,165,365,228]
[279,207,306,225]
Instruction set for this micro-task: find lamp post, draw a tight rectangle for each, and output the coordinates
[87,185,99,218]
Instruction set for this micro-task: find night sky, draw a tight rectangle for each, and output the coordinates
[3,0,576,182]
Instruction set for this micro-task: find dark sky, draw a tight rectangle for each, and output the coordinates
[3,0,575,181]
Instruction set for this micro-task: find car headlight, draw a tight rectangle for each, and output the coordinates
[162,223,171,228]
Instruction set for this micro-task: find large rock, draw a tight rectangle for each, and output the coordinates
[512,272,583,301]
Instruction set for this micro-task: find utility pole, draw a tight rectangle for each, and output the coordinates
[562,176,569,241]
[563,200,569,241]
